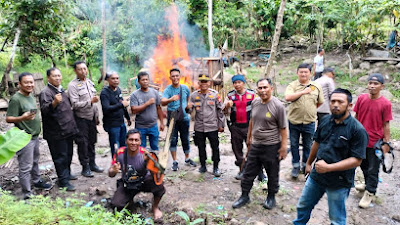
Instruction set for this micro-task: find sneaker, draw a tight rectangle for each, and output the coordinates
[355,183,366,192]
[198,166,207,173]
[172,161,179,171]
[213,168,221,177]
[34,180,52,190]
[185,158,197,167]
[359,191,375,208]
[23,193,32,200]
[60,183,76,192]
[291,167,300,179]
[235,171,244,180]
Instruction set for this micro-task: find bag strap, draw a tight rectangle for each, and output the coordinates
[179,85,183,109]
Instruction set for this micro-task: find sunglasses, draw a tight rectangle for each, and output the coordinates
[200,80,209,83]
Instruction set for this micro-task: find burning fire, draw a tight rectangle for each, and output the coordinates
[149,5,194,90]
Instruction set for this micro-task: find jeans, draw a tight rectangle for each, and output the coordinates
[16,138,41,195]
[105,124,127,157]
[137,123,159,151]
[170,119,190,154]
[289,122,315,168]
[293,177,350,225]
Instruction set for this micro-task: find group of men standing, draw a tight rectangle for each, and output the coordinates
[6,61,105,197]
[5,56,393,224]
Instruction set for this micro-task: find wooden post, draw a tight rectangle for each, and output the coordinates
[101,0,107,82]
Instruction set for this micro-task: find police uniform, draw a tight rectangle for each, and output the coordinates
[190,74,224,174]
[68,77,101,176]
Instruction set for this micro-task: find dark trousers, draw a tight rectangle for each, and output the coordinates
[47,136,74,186]
[110,176,166,209]
[195,130,220,167]
[228,124,248,166]
[241,143,281,194]
[360,148,380,194]
[170,119,190,153]
[74,117,97,166]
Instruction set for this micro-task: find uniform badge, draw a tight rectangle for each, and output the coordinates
[196,106,200,111]
[246,94,252,100]
[77,84,82,87]
[231,96,236,101]
[195,96,200,99]
[310,86,316,91]
[266,112,271,118]
[217,94,221,102]
[209,95,214,99]
[207,101,215,105]
[195,102,200,106]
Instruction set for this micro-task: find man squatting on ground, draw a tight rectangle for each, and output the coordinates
[108,129,165,220]
[68,61,104,177]
[188,74,225,177]
[232,78,288,210]
[100,71,131,157]
[285,63,324,178]
[130,72,164,151]
[353,73,393,208]
[293,88,368,225]
[161,68,196,171]
[39,68,79,191]
[224,74,266,181]
[6,72,51,199]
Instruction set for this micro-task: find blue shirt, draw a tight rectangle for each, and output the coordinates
[310,114,368,189]
[162,84,190,120]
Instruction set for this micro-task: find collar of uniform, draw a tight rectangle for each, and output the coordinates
[48,82,63,93]
[329,114,352,125]
[295,79,311,86]
[235,89,247,96]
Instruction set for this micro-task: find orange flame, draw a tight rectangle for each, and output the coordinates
[149,5,193,91]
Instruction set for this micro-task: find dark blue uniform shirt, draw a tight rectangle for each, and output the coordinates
[310,114,368,189]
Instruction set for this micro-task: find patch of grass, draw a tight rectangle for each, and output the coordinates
[206,158,213,165]
[391,126,400,140]
[96,147,109,156]
[178,171,187,179]
[195,174,205,183]
[0,190,146,225]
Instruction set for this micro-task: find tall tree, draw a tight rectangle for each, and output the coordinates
[264,0,286,78]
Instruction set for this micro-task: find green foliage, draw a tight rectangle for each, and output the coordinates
[0,127,31,165]
[175,211,204,225]
[391,126,400,140]
[0,190,147,225]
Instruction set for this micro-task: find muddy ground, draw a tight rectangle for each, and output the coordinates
[1,52,400,225]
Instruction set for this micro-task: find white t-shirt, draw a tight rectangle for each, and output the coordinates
[314,54,324,72]
[315,75,335,114]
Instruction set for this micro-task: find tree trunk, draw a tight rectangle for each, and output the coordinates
[1,28,21,96]
[264,0,286,78]
[100,0,106,84]
[208,0,214,57]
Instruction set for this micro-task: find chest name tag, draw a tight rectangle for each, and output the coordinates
[266,112,271,118]
[208,101,214,105]
[246,94,252,100]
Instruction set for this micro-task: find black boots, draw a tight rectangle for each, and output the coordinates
[232,192,250,208]
[90,161,104,173]
[263,194,276,209]
[81,164,94,177]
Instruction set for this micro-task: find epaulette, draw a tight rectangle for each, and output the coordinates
[246,89,255,94]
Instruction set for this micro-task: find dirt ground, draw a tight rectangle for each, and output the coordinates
[1,52,400,225]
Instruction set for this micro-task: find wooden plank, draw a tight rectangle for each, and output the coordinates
[361,57,400,62]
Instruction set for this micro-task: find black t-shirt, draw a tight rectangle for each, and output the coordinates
[310,115,368,189]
